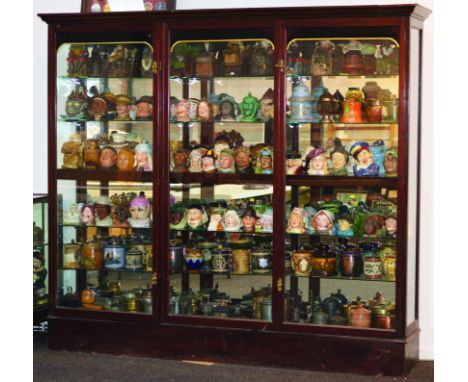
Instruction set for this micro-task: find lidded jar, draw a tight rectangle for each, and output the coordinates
[311,243,337,277]
[63,240,81,269]
[338,242,363,277]
[82,238,103,270]
[372,303,396,329]
[103,236,125,270]
[342,49,364,75]
[316,88,339,123]
[365,99,382,123]
[350,302,371,327]
[291,248,313,276]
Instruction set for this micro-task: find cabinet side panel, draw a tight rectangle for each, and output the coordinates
[406,27,421,326]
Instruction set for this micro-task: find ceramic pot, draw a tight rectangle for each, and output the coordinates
[63,240,81,269]
[341,98,363,123]
[311,243,337,277]
[312,310,328,325]
[372,304,396,329]
[291,250,313,276]
[383,253,397,281]
[184,248,204,271]
[211,249,230,274]
[82,241,103,270]
[124,247,143,271]
[231,249,251,274]
[362,54,376,75]
[260,298,273,321]
[362,81,381,100]
[81,288,95,304]
[350,303,371,327]
[103,237,125,270]
[196,55,214,77]
[365,99,382,123]
[322,294,341,318]
[251,249,273,274]
[316,88,339,123]
[33,222,44,247]
[363,255,383,279]
[338,244,363,277]
[342,50,363,75]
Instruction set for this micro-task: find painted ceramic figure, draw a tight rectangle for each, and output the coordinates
[175,99,191,122]
[99,146,117,169]
[169,202,187,230]
[333,213,354,237]
[128,192,151,228]
[310,210,334,235]
[90,96,108,121]
[250,43,273,76]
[214,97,237,121]
[63,203,81,225]
[197,99,213,122]
[117,147,135,171]
[234,146,252,174]
[201,150,217,173]
[186,204,208,230]
[64,86,87,120]
[95,195,113,227]
[255,147,273,174]
[223,42,243,75]
[80,204,96,226]
[259,207,273,233]
[188,147,205,173]
[140,46,153,78]
[170,96,179,121]
[222,209,242,232]
[349,141,380,176]
[259,88,274,122]
[330,140,349,176]
[107,44,126,77]
[213,132,233,157]
[134,141,153,171]
[383,147,398,176]
[286,207,306,234]
[217,148,236,174]
[114,95,133,121]
[172,147,190,173]
[241,207,258,232]
[305,146,329,175]
[82,139,101,170]
[363,214,385,237]
[61,133,83,169]
[207,206,225,231]
[112,205,131,228]
[67,44,88,77]
[383,215,397,238]
[188,98,200,121]
[370,140,386,176]
[135,96,153,121]
[286,153,303,175]
[239,92,260,122]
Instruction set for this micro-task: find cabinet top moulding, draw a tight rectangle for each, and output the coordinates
[38,4,431,25]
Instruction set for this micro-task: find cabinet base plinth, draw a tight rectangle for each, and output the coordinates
[48,316,419,376]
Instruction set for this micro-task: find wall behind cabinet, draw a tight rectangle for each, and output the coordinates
[32,0,433,360]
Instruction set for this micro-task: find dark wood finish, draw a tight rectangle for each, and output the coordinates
[42,4,430,376]
[48,316,419,376]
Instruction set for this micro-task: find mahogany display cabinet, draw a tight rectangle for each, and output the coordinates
[39,4,430,376]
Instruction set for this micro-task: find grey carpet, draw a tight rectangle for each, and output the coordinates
[34,332,433,382]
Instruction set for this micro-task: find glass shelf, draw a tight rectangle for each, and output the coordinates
[58,118,153,123]
[171,271,272,276]
[59,267,152,273]
[286,273,396,282]
[287,74,399,80]
[58,76,152,81]
[170,228,273,235]
[170,75,274,81]
[170,120,272,125]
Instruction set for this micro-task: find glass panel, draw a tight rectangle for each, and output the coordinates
[57,180,154,314]
[169,38,274,321]
[284,185,397,329]
[57,42,153,171]
[284,37,399,331]
[286,38,399,177]
[34,196,49,309]
[407,28,421,325]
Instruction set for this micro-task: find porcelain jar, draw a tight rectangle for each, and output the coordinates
[291,249,313,276]
[350,303,371,327]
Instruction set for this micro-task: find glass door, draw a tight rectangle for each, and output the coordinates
[55,32,157,316]
[283,36,399,331]
[167,32,277,323]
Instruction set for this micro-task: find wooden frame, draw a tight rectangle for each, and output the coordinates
[39,4,430,376]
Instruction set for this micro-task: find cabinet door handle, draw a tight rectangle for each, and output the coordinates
[275,59,284,73]
[152,61,158,74]
[151,272,158,286]
[277,278,283,293]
